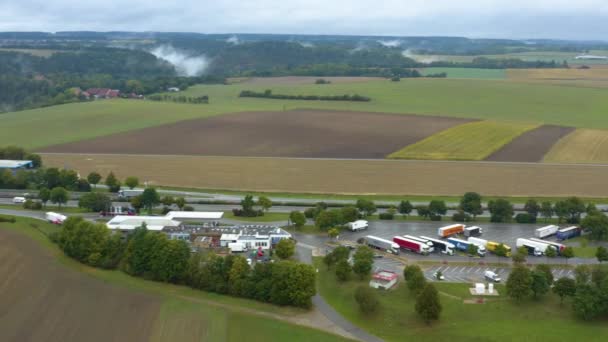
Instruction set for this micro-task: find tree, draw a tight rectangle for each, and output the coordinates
[415,284,442,324]
[124,176,139,190]
[161,195,174,207]
[315,209,343,231]
[340,206,359,223]
[530,270,550,299]
[141,188,160,214]
[78,192,111,212]
[174,197,186,210]
[289,211,306,229]
[356,199,376,217]
[324,246,350,269]
[398,200,413,217]
[228,256,251,297]
[39,187,50,208]
[573,284,602,321]
[275,239,295,259]
[404,265,426,293]
[241,195,256,214]
[257,196,272,212]
[562,246,575,259]
[574,265,591,285]
[591,267,607,287]
[596,246,608,263]
[105,172,121,193]
[59,169,79,190]
[540,201,554,223]
[545,247,557,258]
[553,277,576,304]
[130,196,143,213]
[50,187,69,209]
[506,265,532,302]
[328,228,340,240]
[488,199,514,223]
[428,200,447,220]
[586,203,600,216]
[460,192,482,218]
[87,172,102,188]
[354,285,379,314]
[554,201,568,224]
[524,199,541,219]
[563,197,586,224]
[44,168,61,189]
[494,243,508,257]
[335,259,352,281]
[416,205,430,219]
[352,246,374,279]
[512,246,528,264]
[466,243,479,257]
[581,213,608,241]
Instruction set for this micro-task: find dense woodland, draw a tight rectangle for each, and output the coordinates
[0,32,594,112]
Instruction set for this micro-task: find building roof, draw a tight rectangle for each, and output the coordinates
[372,270,398,281]
[106,215,181,231]
[165,211,224,220]
[220,233,241,241]
[0,160,33,169]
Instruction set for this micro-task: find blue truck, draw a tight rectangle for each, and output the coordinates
[556,226,582,241]
[447,237,486,257]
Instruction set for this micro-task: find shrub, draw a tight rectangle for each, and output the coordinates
[304,208,317,219]
[515,213,536,224]
[354,285,379,314]
[161,206,171,215]
[232,208,263,217]
[379,212,394,220]
[0,215,16,223]
[452,210,471,222]
[183,205,195,212]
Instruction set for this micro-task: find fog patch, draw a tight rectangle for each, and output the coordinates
[149,45,209,76]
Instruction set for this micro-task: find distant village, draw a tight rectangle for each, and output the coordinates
[71,86,180,100]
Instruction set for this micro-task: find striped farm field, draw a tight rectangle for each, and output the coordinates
[544,129,608,164]
[388,121,539,160]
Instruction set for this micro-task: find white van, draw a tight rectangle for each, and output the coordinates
[347,220,369,231]
[12,197,26,204]
[484,270,501,283]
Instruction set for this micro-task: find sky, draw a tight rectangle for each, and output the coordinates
[1,0,608,40]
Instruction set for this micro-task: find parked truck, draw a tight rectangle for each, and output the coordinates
[556,226,582,241]
[346,220,369,232]
[228,242,248,253]
[484,270,501,282]
[393,236,431,255]
[464,226,483,237]
[437,224,465,238]
[118,189,145,199]
[420,236,455,255]
[45,212,67,224]
[529,238,566,254]
[365,236,400,255]
[447,237,486,257]
[403,235,434,253]
[535,225,559,239]
[486,241,512,257]
[516,238,556,257]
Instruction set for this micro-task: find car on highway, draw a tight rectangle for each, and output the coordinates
[12,196,26,204]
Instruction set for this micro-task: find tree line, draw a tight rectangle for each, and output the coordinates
[52,217,316,308]
[239,89,371,102]
[147,94,209,104]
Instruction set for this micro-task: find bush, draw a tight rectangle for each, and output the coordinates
[161,206,171,215]
[378,212,394,220]
[0,215,16,223]
[23,199,43,210]
[183,205,195,212]
[335,259,352,281]
[354,285,379,314]
[515,213,536,224]
[232,208,264,217]
[452,210,471,222]
[430,215,442,221]
[304,207,317,219]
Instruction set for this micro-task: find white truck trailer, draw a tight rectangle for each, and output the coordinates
[45,212,67,224]
[403,235,434,253]
[516,238,555,256]
[464,226,483,237]
[364,235,399,255]
[228,242,248,253]
[420,236,455,255]
[534,225,559,239]
[346,220,369,231]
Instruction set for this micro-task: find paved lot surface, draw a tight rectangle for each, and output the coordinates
[423,264,575,283]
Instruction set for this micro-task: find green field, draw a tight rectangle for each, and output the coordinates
[315,258,608,342]
[0,218,350,342]
[410,50,608,65]
[388,121,538,160]
[3,78,608,149]
[422,67,506,79]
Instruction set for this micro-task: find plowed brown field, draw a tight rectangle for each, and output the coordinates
[0,229,160,342]
[40,110,473,159]
[486,125,575,162]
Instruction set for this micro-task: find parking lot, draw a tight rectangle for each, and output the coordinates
[423,264,575,283]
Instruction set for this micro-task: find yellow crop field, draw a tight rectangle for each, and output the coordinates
[544,129,608,163]
[387,121,538,160]
[507,67,608,88]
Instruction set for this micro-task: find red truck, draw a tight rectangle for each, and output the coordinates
[393,236,431,255]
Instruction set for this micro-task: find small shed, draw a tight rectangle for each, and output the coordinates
[369,270,399,290]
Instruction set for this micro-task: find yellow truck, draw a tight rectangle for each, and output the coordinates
[486,241,511,257]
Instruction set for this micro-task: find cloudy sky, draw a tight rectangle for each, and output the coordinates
[1,0,607,40]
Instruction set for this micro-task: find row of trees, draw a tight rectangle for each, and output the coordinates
[239,90,371,102]
[0,146,42,167]
[232,195,273,217]
[53,218,316,308]
[147,94,209,104]
[506,262,608,321]
[323,245,375,282]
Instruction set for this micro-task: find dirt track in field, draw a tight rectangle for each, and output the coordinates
[0,229,160,342]
[40,110,473,159]
[486,125,575,162]
[232,76,384,85]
